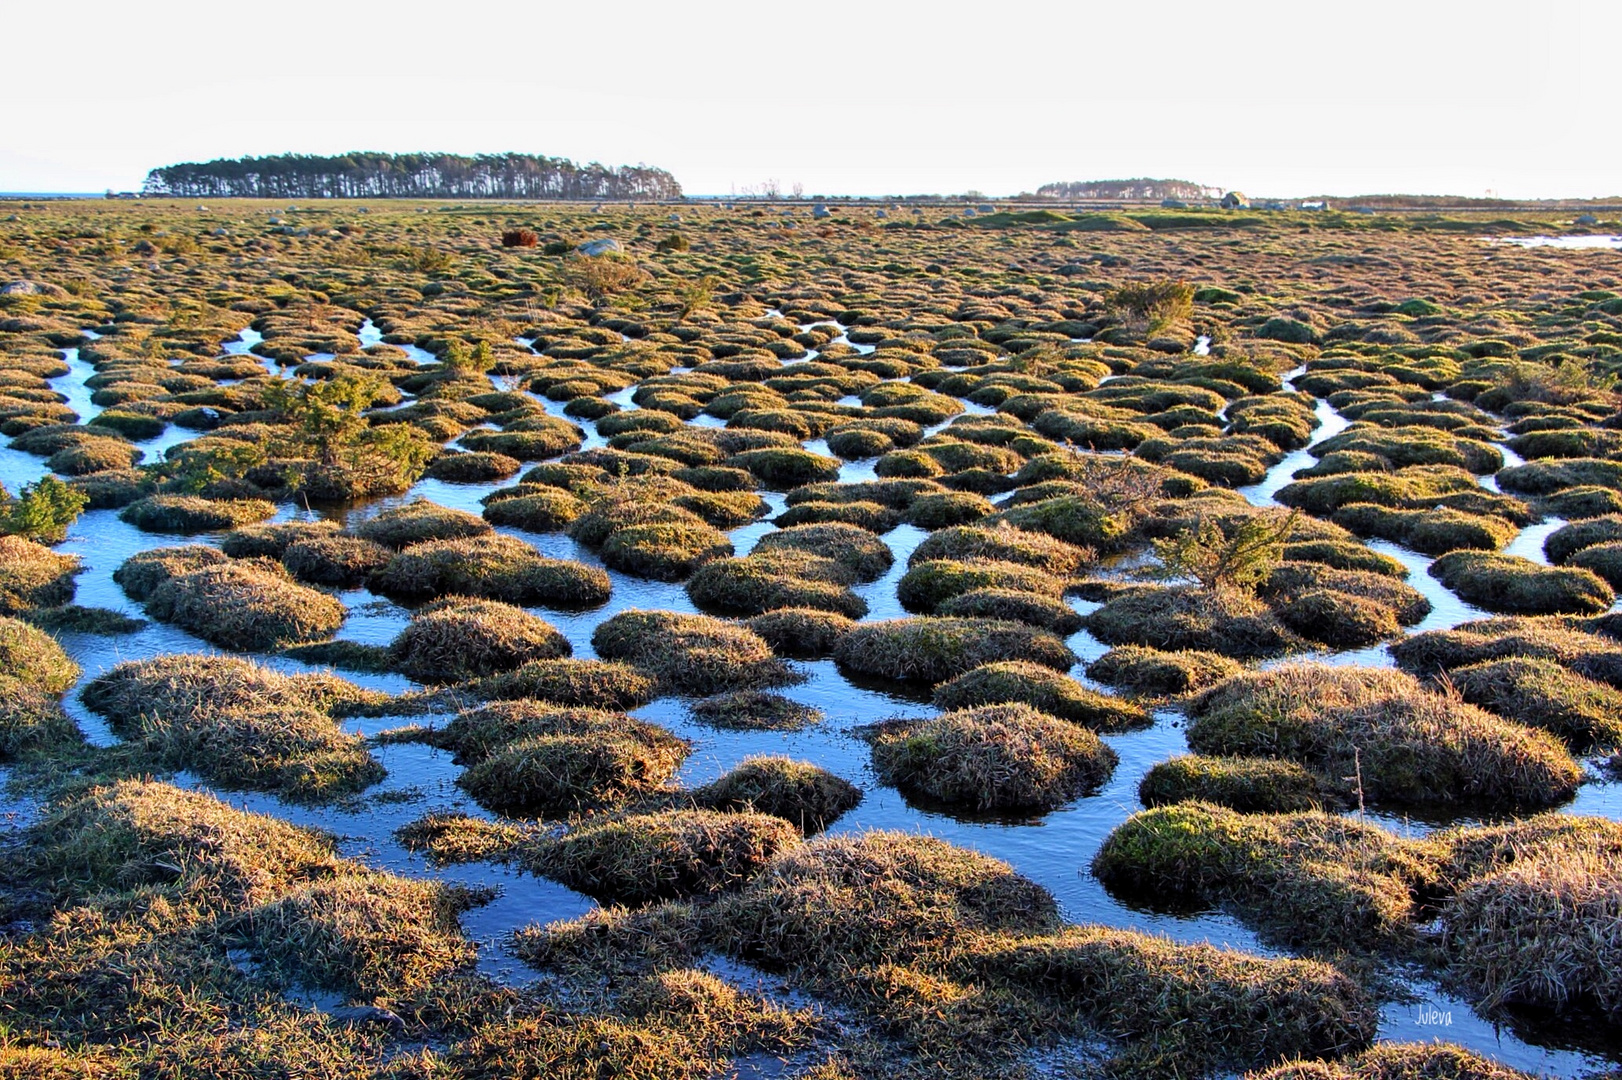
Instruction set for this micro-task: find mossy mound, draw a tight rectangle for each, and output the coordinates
[1085,645,1246,696]
[932,660,1148,732]
[753,522,894,582]
[0,535,80,614]
[1189,665,1583,810]
[476,657,659,709]
[834,617,1076,683]
[528,809,801,904]
[118,494,276,534]
[774,498,900,532]
[0,614,81,693]
[691,757,862,834]
[387,598,571,684]
[868,703,1117,811]
[144,561,347,652]
[688,690,822,731]
[1086,586,1304,659]
[371,534,611,606]
[592,609,797,694]
[279,535,392,586]
[744,607,856,658]
[351,498,492,548]
[1430,550,1613,616]
[1139,755,1329,813]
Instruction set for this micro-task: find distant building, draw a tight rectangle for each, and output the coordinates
[1220,192,1250,210]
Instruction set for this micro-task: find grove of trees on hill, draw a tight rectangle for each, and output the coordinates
[141,152,683,200]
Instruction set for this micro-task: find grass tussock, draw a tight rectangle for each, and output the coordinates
[743,606,856,657]
[351,497,491,548]
[371,533,612,607]
[867,703,1118,811]
[388,598,570,683]
[1189,665,1582,810]
[691,756,863,834]
[1447,656,1622,751]
[118,494,275,533]
[932,660,1148,732]
[0,614,81,692]
[688,689,822,730]
[592,609,798,694]
[1085,645,1245,696]
[1430,550,1614,616]
[834,617,1076,683]
[475,657,659,709]
[0,535,81,614]
[1138,755,1331,813]
[527,808,802,904]
[1244,1042,1540,1080]
[459,725,691,816]
[145,560,347,651]
[81,654,383,799]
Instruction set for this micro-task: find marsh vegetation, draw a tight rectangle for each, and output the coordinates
[0,196,1619,1079]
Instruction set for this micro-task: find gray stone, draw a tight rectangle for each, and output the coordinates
[576,238,624,257]
[1,280,39,296]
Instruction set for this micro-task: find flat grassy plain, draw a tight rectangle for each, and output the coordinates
[1,197,1621,1078]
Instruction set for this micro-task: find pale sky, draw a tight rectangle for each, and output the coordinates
[7,0,1619,199]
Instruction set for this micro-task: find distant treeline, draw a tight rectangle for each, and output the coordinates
[141,152,683,201]
[1034,178,1212,201]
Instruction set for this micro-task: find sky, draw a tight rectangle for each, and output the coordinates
[7,0,1620,200]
